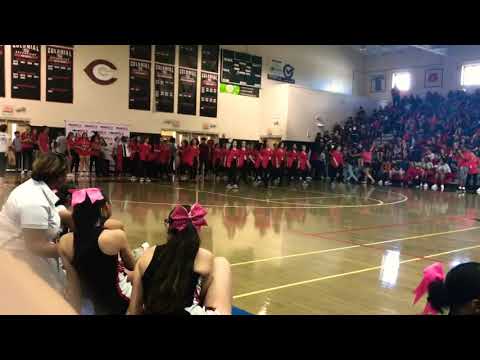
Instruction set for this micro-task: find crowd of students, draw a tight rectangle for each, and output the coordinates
[308,89,480,194]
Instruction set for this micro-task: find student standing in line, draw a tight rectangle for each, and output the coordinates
[128,137,140,182]
[286,143,298,186]
[38,126,50,154]
[298,144,311,186]
[89,134,102,177]
[21,127,34,174]
[139,137,152,183]
[226,140,242,190]
[77,132,91,177]
[273,142,286,186]
[0,125,9,185]
[260,142,274,188]
[198,137,209,180]
[190,139,200,181]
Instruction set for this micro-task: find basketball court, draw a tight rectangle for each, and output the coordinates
[3,176,478,314]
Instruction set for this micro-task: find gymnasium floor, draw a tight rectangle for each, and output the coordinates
[2,175,480,315]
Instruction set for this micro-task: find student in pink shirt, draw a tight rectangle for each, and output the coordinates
[37,126,50,154]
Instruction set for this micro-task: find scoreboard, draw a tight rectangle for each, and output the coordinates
[221,49,262,88]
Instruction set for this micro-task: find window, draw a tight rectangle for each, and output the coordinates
[392,72,411,91]
[461,63,480,86]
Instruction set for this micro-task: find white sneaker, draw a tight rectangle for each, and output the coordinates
[146,178,151,183]
[139,178,145,183]
[440,185,445,192]
[423,183,429,190]
[226,184,232,190]
[378,180,383,186]
[233,184,239,189]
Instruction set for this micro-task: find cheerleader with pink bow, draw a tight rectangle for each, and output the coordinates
[413,261,480,315]
[128,203,232,315]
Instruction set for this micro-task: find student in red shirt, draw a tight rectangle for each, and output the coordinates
[298,144,311,185]
[360,143,376,185]
[273,142,286,186]
[252,142,263,184]
[179,139,193,181]
[37,126,50,154]
[226,140,243,189]
[330,145,344,183]
[198,137,210,180]
[21,126,34,172]
[90,134,102,177]
[66,132,78,174]
[189,138,200,181]
[152,138,162,179]
[260,142,274,188]
[75,132,91,176]
[115,136,129,177]
[128,137,140,181]
[139,137,152,182]
[286,143,298,185]
[158,139,171,180]
[466,149,479,193]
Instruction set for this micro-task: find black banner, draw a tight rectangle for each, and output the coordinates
[0,46,4,98]
[200,72,217,118]
[155,45,175,65]
[201,45,219,73]
[11,45,41,100]
[46,46,73,103]
[178,67,197,115]
[130,45,152,61]
[129,60,151,111]
[179,45,198,69]
[155,63,174,113]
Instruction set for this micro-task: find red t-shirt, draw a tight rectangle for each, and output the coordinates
[182,145,198,167]
[226,147,244,168]
[21,132,33,151]
[260,148,274,168]
[286,150,298,168]
[274,148,286,167]
[213,148,223,165]
[298,151,309,171]
[38,132,50,153]
[330,150,344,168]
[129,142,139,160]
[76,138,91,157]
[90,141,101,157]
[159,144,171,164]
[139,143,152,161]
[361,151,372,164]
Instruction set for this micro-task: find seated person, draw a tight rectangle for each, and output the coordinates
[389,161,405,185]
[433,158,451,192]
[58,188,136,315]
[128,203,232,315]
[415,262,480,315]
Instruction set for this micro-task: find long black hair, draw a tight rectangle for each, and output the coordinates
[72,190,109,267]
[144,205,200,315]
[428,262,480,314]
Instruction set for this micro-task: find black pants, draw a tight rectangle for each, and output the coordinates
[287,166,298,184]
[103,159,110,176]
[330,165,343,182]
[262,162,273,187]
[200,158,209,177]
[228,161,239,185]
[272,166,284,186]
[90,156,100,175]
[467,174,478,190]
[318,162,327,179]
[22,149,33,171]
[0,153,5,177]
[71,151,80,174]
[15,151,22,171]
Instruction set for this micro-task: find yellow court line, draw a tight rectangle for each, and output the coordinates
[233,243,480,299]
[231,226,480,266]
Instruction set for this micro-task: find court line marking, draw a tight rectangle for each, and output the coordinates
[232,243,480,299]
[114,182,407,208]
[231,226,480,266]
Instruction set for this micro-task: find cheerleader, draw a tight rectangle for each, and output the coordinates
[139,137,152,183]
[212,143,223,180]
[273,142,286,186]
[260,142,274,188]
[76,132,91,177]
[286,143,298,185]
[298,144,311,186]
[226,140,242,190]
[152,138,162,179]
[128,137,140,182]
[190,138,200,181]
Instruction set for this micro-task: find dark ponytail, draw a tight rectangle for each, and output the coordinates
[427,280,450,314]
[72,192,108,267]
[145,205,200,315]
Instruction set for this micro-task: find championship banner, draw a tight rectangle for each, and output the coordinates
[129,60,151,111]
[155,63,174,113]
[46,46,73,103]
[178,67,197,115]
[11,45,41,100]
[200,72,218,117]
[65,121,130,148]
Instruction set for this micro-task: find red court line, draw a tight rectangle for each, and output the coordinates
[293,215,475,237]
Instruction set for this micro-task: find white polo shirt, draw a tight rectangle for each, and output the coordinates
[0,178,61,251]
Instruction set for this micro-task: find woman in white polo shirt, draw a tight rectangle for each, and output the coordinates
[0,152,70,291]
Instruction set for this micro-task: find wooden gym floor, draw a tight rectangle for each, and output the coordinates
[2,175,480,315]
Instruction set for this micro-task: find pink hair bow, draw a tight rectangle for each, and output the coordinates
[413,262,445,315]
[71,188,104,207]
[170,203,208,231]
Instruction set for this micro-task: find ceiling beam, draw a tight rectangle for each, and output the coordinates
[410,45,447,56]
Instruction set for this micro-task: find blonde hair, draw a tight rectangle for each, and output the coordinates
[31,152,68,183]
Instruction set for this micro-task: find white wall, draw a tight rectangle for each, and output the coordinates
[285,85,377,141]
[0,45,368,141]
[365,45,480,103]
